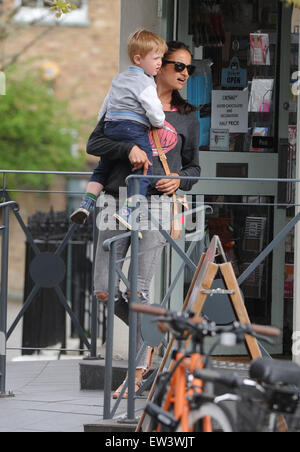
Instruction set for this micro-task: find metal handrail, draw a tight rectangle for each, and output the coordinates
[0,168,300,182]
[0,200,19,211]
[1,170,92,175]
[103,231,131,251]
[125,174,300,183]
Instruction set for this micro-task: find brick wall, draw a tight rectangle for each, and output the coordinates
[2,0,120,123]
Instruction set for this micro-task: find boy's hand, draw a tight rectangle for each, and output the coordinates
[129,145,152,175]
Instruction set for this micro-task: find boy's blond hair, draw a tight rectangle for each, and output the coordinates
[127,29,168,63]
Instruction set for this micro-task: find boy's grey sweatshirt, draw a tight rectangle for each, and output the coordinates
[87,110,201,196]
[98,66,165,129]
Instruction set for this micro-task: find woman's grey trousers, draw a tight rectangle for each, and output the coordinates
[94,194,171,369]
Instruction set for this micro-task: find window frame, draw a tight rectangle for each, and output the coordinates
[14,0,90,27]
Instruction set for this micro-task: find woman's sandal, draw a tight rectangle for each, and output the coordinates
[142,347,155,380]
[142,344,163,380]
[112,379,144,400]
[112,345,163,399]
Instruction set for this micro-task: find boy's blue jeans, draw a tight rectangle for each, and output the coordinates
[90,120,153,198]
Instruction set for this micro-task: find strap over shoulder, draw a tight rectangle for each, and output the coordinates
[152,128,170,176]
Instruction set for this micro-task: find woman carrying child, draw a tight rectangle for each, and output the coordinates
[81,37,201,398]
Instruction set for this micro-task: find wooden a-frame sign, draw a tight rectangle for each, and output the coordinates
[184,235,261,358]
[136,235,261,432]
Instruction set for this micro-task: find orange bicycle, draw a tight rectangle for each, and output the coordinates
[131,303,280,433]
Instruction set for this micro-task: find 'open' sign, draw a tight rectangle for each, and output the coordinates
[221,57,247,89]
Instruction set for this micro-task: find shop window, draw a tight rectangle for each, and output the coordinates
[184,194,274,324]
[14,0,89,26]
[187,0,279,153]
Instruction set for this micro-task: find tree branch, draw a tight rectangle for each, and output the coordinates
[0,1,77,71]
[2,27,55,71]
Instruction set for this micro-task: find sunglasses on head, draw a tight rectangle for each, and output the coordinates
[162,60,195,76]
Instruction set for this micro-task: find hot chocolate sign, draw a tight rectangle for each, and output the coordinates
[211,90,248,133]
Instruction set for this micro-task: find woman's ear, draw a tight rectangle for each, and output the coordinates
[133,54,141,66]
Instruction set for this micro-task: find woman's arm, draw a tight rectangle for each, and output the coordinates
[155,173,181,195]
[86,116,133,159]
[87,116,152,172]
[178,112,201,191]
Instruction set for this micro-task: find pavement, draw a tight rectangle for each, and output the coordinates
[0,358,146,433]
[1,295,252,433]
[0,356,253,433]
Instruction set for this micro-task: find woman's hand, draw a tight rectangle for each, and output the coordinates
[156,173,180,195]
[129,145,152,175]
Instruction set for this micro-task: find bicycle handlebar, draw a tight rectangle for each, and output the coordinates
[250,324,280,337]
[131,303,167,316]
[130,303,281,338]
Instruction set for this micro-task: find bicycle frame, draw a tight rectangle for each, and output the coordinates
[131,303,281,433]
[154,343,212,432]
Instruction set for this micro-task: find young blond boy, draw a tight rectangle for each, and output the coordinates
[71,29,167,228]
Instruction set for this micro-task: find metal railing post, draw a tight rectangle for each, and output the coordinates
[102,231,131,419]
[90,210,98,358]
[127,177,140,421]
[103,240,117,419]
[0,206,9,394]
[0,202,17,395]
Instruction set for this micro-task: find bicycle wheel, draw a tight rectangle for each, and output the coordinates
[177,402,236,432]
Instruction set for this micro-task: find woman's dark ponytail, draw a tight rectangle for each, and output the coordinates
[171,90,197,115]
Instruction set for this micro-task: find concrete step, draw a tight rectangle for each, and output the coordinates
[79,358,128,390]
[84,419,137,433]
[79,356,251,391]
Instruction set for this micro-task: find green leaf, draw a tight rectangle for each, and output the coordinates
[49,0,78,16]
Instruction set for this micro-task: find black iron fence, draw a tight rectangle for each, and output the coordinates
[22,209,95,355]
[0,170,103,395]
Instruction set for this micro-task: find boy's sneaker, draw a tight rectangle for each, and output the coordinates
[113,206,143,239]
[70,193,96,225]
[70,207,90,225]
